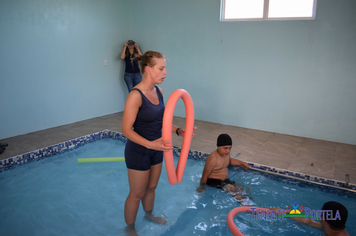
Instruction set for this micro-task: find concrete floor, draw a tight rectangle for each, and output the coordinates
[1,112,355,184]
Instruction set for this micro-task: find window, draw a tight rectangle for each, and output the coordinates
[221,0,317,21]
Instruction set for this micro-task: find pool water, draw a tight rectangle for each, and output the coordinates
[0,139,355,236]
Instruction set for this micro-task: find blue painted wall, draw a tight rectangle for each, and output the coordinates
[0,0,130,139]
[1,0,355,145]
[131,0,356,145]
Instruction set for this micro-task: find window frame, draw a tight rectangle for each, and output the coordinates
[220,0,317,22]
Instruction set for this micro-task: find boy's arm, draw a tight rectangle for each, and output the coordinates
[269,208,322,230]
[229,157,250,170]
[305,219,322,230]
[200,154,216,186]
[288,214,322,230]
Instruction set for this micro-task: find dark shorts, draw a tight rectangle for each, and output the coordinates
[125,140,163,171]
[206,178,236,190]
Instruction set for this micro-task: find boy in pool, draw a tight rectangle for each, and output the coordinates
[198,134,252,205]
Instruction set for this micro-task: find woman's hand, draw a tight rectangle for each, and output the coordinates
[148,138,173,151]
[176,127,197,137]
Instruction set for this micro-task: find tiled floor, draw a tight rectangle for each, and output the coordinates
[1,112,355,184]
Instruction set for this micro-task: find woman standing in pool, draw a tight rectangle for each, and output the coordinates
[122,51,185,234]
[120,40,143,92]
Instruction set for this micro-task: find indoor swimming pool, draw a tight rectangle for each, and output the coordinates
[0,134,355,236]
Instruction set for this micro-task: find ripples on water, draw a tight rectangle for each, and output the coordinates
[0,139,354,236]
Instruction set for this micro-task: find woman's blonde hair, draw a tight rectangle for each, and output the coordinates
[138,51,165,74]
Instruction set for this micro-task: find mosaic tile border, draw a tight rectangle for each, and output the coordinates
[245,163,355,190]
[1,130,355,196]
[0,130,117,172]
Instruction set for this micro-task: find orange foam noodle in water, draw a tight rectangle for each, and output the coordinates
[227,206,271,236]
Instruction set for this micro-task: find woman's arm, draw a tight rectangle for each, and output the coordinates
[135,43,142,55]
[172,126,183,136]
[122,91,147,146]
[120,42,128,60]
[122,91,172,151]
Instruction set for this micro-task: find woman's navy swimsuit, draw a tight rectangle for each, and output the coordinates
[124,53,140,73]
[125,86,165,171]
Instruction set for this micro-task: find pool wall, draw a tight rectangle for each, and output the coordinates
[1,130,355,196]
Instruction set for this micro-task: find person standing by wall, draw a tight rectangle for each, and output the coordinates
[120,40,143,92]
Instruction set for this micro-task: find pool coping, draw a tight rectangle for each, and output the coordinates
[1,129,355,195]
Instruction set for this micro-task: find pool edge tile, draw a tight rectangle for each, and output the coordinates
[1,130,355,196]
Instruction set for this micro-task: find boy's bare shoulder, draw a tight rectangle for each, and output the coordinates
[206,150,219,161]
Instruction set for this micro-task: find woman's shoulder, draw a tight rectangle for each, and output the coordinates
[155,86,163,95]
[126,89,142,105]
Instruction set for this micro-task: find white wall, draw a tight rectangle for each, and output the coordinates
[0,0,130,139]
[131,0,356,145]
[1,0,355,145]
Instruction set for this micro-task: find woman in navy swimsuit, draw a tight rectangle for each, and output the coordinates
[120,40,143,92]
[122,51,185,234]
